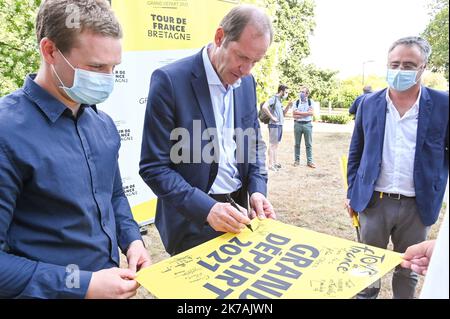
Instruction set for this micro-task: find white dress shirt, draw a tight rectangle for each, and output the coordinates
[202,45,242,194]
[374,88,421,197]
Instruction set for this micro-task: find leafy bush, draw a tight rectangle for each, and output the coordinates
[0,0,41,96]
[320,114,352,124]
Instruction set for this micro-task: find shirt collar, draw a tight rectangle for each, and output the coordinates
[386,86,422,113]
[22,74,96,123]
[202,45,241,91]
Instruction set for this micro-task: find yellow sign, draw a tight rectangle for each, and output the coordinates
[112,0,240,51]
[137,219,402,299]
[131,199,157,225]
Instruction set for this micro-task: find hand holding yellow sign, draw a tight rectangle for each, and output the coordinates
[136,219,402,299]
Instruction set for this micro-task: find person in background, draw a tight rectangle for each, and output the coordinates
[262,84,292,171]
[349,85,373,115]
[292,86,315,168]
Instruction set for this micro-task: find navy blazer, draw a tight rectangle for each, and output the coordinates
[139,49,267,255]
[349,93,367,115]
[347,87,449,226]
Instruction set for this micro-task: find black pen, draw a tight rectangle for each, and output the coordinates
[225,194,253,232]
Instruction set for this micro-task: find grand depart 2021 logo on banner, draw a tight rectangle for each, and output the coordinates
[148,14,191,41]
[146,0,191,41]
[111,0,242,51]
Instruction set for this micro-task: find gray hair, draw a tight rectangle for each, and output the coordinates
[220,4,273,46]
[363,85,372,94]
[388,36,432,64]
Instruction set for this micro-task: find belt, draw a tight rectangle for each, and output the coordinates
[209,188,242,203]
[375,191,415,200]
[296,121,311,124]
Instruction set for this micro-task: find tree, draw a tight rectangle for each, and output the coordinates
[243,0,317,103]
[0,0,41,96]
[295,63,338,103]
[269,0,316,90]
[422,0,449,81]
[245,0,282,102]
[250,0,317,103]
[423,70,449,90]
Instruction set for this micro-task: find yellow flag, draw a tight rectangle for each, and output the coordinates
[137,219,402,299]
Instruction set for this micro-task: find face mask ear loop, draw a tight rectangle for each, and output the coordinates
[51,64,68,89]
[415,65,425,84]
[52,49,76,89]
[57,49,76,71]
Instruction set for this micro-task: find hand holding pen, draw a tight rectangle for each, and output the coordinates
[225,194,253,232]
[206,198,253,234]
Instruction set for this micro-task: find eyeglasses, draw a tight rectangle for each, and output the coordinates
[388,63,423,71]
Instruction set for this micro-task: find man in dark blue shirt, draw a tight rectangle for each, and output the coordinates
[0,0,150,299]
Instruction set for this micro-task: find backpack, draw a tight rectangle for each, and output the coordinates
[296,98,312,108]
[258,98,276,124]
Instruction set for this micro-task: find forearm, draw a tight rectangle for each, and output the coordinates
[111,187,142,253]
[0,252,92,299]
[140,162,216,225]
[293,111,313,117]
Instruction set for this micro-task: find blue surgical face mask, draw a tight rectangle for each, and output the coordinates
[386,68,420,92]
[300,92,307,102]
[52,50,115,105]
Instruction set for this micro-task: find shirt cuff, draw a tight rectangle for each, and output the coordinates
[17,262,93,299]
[118,227,143,254]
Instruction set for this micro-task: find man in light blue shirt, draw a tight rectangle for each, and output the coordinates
[293,86,316,168]
[202,46,242,194]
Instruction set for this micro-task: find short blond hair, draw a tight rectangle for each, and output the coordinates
[36,0,122,53]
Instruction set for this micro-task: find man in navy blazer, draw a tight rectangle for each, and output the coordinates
[140,5,276,256]
[346,36,449,299]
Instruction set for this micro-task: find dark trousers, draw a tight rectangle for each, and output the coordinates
[356,191,429,299]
